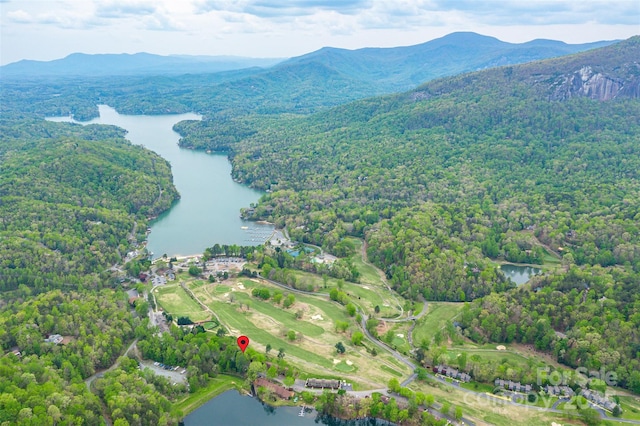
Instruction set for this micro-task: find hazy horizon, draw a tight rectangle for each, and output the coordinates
[1,0,638,65]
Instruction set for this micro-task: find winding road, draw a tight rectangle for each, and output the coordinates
[257,264,640,425]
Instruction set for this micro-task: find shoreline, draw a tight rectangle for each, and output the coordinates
[174,374,243,417]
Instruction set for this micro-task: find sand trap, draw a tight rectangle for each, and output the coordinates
[496,345,507,351]
[396,333,404,338]
[237,283,245,290]
[345,360,353,366]
[250,279,260,283]
[230,288,236,292]
[383,303,390,307]
[311,314,324,321]
[223,293,229,298]
[333,359,340,364]
[362,286,370,289]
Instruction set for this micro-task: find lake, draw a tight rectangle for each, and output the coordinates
[47,105,274,257]
[184,390,395,426]
[499,263,542,285]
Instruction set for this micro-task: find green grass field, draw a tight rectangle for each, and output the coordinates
[380,364,403,377]
[155,284,210,322]
[172,374,240,416]
[618,396,640,420]
[444,347,542,368]
[231,292,325,337]
[334,361,357,373]
[184,278,411,387]
[412,302,464,347]
[204,297,335,369]
[211,284,231,294]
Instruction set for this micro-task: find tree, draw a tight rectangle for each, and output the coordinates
[580,408,602,426]
[335,342,346,354]
[265,343,272,354]
[351,331,364,346]
[287,330,297,341]
[329,288,339,301]
[441,401,451,416]
[335,320,349,333]
[416,367,428,381]
[283,294,295,308]
[247,361,266,382]
[457,352,467,370]
[284,376,295,387]
[612,405,622,417]
[277,348,285,359]
[374,305,380,314]
[188,265,201,276]
[267,366,277,379]
[425,394,435,407]
[388,378,400,393]
[455,406,463,421]
[346,303,356,316]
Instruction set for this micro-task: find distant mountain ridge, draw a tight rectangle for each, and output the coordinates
[0,52,284,77]
[280,32,617,91]
[0,32,624,121]
[1,32,616,85]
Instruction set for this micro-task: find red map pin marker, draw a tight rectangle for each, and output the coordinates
[237,335,250,353]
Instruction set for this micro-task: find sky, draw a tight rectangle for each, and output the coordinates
[1,0,639,65]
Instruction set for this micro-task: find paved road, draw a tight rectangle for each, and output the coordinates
[84,338,138,390]
[251,275,640,425]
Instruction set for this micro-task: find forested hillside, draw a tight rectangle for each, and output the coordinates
[176,37,640,389]
[0,119,178,294]
[1,33,614,123]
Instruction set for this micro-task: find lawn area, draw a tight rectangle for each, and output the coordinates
[444,347,544,369]
[408,380,580,426]
[205,298,334,369]
[179,276,411,388]
[230,291,325,337]
[155,284,210,322]
[412,302,424,316]
[210,284,231,294]
[412,302,464,347]
[618,396,640,421]
[344,238,386,287]
[288,268,400,318]
[460,381,495,393]
[380,364,403,377]
[173,374,241,416]
[334,360,357,373]
[542,252,562,264]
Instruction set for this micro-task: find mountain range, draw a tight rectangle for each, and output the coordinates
[1,32,615,94]
[0,52,283,77]
[280,32,616,91]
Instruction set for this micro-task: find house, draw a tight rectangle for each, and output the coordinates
[305,378,341,389]
[495,378,532,394]
[254,378,294,400]
[433,365,471,383]
[580,389,619,412]
[44,334,63,344]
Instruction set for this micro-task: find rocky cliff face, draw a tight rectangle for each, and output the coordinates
[551,65,640,101]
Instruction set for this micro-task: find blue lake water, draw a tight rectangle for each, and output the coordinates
[184,390,395,426]
[47,105,274,258]
[499,263,542,285]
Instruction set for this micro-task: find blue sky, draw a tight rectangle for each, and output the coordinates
[1,0,638,65]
